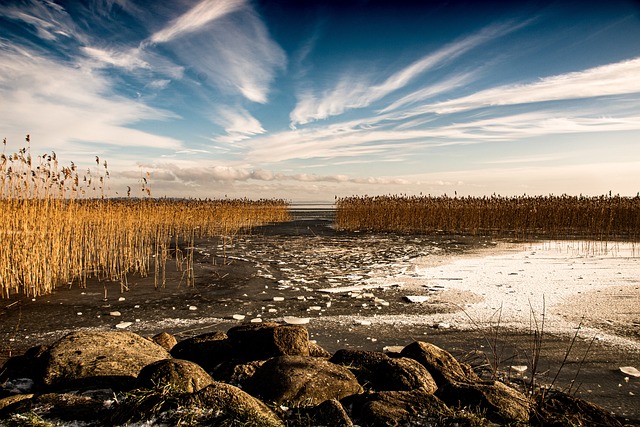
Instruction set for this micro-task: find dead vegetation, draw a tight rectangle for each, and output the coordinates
[0,136,290,298]
[336,194,640,241]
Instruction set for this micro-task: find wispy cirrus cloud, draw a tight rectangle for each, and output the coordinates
[145,0,285,104]
[289,21,526,127]
[148,0,245,44]
[419,57,640,115]
[213,106,266,143]
[0,0,83,42]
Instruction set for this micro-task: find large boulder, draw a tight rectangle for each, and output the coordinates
[0,345,47,396]
[182,382,284,427]
[330,349,438,393]
[227,323,311,361]
[137,359,214,393]
[286,399,354,427]
[0,392,110,424]
[400,341,480,387]
[39,331,171,391]
[169,331,231,372]
[343,389,451,427]
[243,355,363,405]
[437,380,530,424]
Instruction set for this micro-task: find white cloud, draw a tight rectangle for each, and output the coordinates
[0,45,183,156]
[423,57,640,114]
[289,21,525,127]
[213,106,266,143]
[82,46,150,70]
[0,0,84,43]
[149,0,246,44]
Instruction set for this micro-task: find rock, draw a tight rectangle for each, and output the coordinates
[151,332,177,351]
[182,382,284,427]
[170,331,232,372]
[227,322,310,361]
[137,359,214,393]
[0,394,33,411]
[0,345,47,395]
[330,350,437,393]
[287,399,353,427]
[533,389,624,427]
[243,355,363,405]
[309,341,332,358]
[115,321,133,329]
[213,360,266,385]
[0,392,111,424]
[400,341,480,386]
[437,380,530,424]
[39,331,170,391]
[343,389,451,427]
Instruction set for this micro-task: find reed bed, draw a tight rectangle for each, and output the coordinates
[0,138,290,298]
[335,194,640,241]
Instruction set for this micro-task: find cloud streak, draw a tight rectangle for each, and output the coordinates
[289,21,525,127]
[421,57,640,114]
[213,106,266,143]
[149,0,245,44]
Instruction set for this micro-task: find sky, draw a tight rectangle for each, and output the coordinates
[1,0,640,202]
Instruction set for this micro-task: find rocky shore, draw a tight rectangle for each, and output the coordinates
[0,323,635,426]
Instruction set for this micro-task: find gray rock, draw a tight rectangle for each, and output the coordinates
[137,359,214,393]
[40,331,171,391]
[243,355,363,405]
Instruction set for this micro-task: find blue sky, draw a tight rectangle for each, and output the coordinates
[1,0,639,201]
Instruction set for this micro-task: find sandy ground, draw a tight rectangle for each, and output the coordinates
[1,220,639,421]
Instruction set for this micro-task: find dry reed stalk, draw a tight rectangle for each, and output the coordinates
[335,194,640,241]
[0,138,291,298]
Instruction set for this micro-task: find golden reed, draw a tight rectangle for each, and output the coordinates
[0,137,289,298]
[336,194,640,240]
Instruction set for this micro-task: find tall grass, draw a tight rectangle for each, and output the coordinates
[0,137,290,298]
[335,194,640,240]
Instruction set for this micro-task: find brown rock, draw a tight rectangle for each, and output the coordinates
[400,341,480,386]
[151,332,177,351]
[343,389,451,427]
[183,382,284,427]
[437,380,530,424]
[309,341,332,358]
[227,323,310,361]
[137,359,214,393]
[0,394,33,411]
[40,331,170,391]
[330,350,437,393]
[244,355,363,405]
[170,331,232,372]
[287,399,354,427]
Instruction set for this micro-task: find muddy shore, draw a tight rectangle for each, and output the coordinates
[1,217,639,423]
